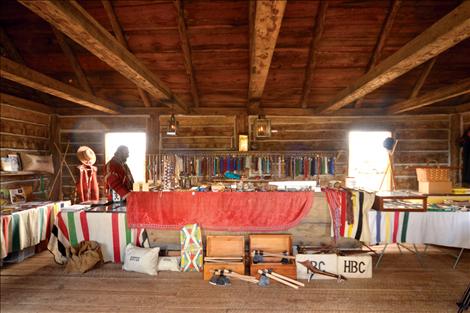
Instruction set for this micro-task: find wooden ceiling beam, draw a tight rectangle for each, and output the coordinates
[388,78,470,114]
[300,0,328,109]
[248,0,287,104]
[0,93,55,114]
[174,0,200,108]
[408,57,437,99]
[19,0,187,112]
[0,57,121,114]
[51,26,93,95]
[101,0,151,108]
[355,0,401,108]
[316,1,470,114]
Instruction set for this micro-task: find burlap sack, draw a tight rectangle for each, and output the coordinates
[65,241,104,273]
[20,153,54,174]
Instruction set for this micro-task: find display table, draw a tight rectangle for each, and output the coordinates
[368,210,470,268]
[368,210,470,248]
[1,201,70,259]
[127,191,314,231]
[48,210,147,264]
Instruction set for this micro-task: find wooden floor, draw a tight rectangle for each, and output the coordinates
[1,246,469,313]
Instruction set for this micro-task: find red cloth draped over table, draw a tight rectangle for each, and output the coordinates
[127,191,314,231]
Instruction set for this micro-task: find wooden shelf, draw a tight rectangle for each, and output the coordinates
[0,171,50,176]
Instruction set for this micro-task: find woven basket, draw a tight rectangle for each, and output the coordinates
[416,161,450,182]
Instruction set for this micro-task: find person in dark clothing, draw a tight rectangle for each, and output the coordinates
[460,128,470,186]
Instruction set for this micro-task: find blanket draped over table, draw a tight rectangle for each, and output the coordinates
[1,201,69,259]
[48,211,148,264]
[126,191,314,231]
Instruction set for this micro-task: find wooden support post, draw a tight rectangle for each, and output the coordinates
[49,115,62,200]
[450,114,461,185]
[147,113,160,155]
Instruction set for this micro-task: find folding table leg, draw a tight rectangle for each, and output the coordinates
[453,248,465,270]
[375,244,388,269]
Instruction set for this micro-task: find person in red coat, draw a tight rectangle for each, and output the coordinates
[104,145,134,202]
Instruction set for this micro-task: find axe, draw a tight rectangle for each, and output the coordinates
[257,269,301,290]
[252,250,295,264]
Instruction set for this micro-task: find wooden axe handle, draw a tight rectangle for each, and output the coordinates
[270,271,305,287]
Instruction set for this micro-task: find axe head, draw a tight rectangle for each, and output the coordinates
[258,274,270,287]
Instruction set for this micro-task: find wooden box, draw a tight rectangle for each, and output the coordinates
[419,181,452,195]
[203,236,245,280]
[249,234,297,281]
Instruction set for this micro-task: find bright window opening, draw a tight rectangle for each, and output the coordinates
[348,131,392,191]
[105,132,147,183]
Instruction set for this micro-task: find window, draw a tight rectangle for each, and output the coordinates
[105,132,147,183]
[348,131,392,191]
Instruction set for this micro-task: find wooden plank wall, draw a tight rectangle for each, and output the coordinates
[463,112,470,132]
[53,113,458,200]
[57,115,148,200]
[159,115,236,150]
[0,103,51,200]
[249,115,451,190]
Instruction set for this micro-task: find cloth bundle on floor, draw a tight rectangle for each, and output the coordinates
[65,240,103,273]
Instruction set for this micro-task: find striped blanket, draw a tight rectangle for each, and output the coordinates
[48,211,149,264]
[369,210,470,249]
[1,201,69,259]
[330,190,375,244]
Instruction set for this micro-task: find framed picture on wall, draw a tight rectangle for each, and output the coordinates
[9,187,26,204]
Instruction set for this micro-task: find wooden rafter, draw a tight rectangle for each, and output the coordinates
[51,26,93,94]
[248,0,287,106]
[101,0,152,108]
[388,77,470,114]
[315,1,470,114]
[0,26,24,63]
[408,57,437,99]
[300,0,328,108]
[355,0,401,108]
[0,93,55,114]
[0,56,121,114]
[19,0,187,112]
[174,0,200,108]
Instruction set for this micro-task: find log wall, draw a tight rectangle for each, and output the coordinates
[250,114,452,190]
[0,103,51,201]
[52,113,459,201]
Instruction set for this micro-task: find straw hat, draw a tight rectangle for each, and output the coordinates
[77,146,96,165]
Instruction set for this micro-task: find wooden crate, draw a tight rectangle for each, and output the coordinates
[203,235,245,280]
[249,234,297,281]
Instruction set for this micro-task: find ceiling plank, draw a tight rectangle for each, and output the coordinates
[0,56,121,114]
[316,1,470,114]
[388,78,470,114]
[174,0,200,108]
[355,0,401,108]
[18,0,187,112]
[408,57,437,99]
[51,26,93,95]
[0,93,55,114]
[300,0,328,109]
[248,0,287,103]
[101,0,151,108]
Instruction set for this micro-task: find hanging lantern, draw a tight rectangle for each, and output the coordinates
[166,114,177,136]
[254,115,271,138]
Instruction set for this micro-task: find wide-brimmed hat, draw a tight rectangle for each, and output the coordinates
[77,146,96,165]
